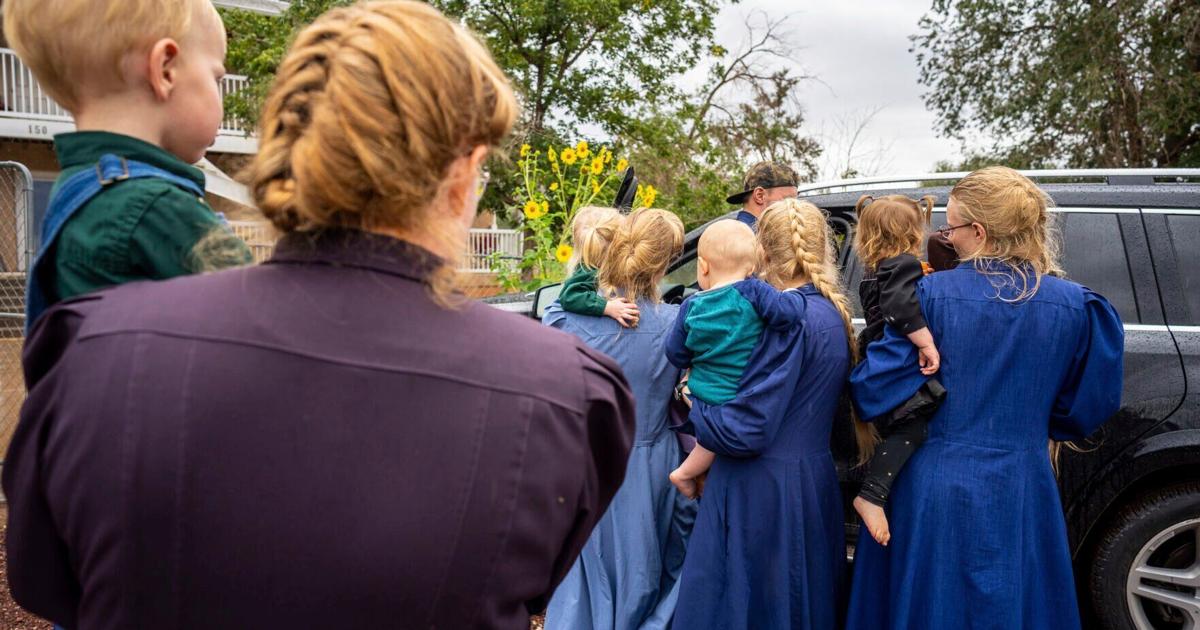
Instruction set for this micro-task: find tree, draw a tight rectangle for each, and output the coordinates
[819,106,894,180]
[621,13,823,229]
[220,2,824,232]
[913,0,1200,168]
[220,1,356,130]
[433,0,723,139]
[222,0,724,138]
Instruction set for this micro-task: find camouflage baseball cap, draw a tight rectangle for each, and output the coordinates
[726,161,800,205]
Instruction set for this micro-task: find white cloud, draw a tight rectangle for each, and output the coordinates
[711,0,968,177]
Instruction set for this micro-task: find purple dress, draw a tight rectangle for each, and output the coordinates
[4,229,637,630]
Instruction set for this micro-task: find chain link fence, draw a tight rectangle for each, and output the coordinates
[0,162,33,463]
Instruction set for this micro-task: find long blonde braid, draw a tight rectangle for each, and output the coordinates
[759,199,880,462]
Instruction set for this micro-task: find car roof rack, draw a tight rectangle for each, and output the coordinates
[797,168,1200,197]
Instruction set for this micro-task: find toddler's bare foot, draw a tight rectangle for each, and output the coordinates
[669,468,699,499]
[854,495,891,546]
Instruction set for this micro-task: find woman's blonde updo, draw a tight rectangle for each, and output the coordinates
[598,209,684,304]
[246,1,517,300]
[757,199,878,461]
[949,166,1063,300]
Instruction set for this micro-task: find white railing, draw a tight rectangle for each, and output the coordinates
[219,74,252,135]
[465,228,523,273]
[0,49,70,122]
[226,222,525,272]
[0,48,253,138]
[227,221,278,264]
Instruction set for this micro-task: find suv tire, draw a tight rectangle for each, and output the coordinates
[1089,482,1200,629]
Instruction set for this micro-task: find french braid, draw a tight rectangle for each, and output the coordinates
[245,1,518,305]
[760,199,879,462]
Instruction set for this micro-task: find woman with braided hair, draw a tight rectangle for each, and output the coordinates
[673,199,854,629]
[3,3,638,628]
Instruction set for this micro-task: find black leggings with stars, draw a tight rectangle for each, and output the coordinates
[858,378,946,507]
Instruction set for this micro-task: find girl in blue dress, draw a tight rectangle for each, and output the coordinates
[673,199,859,629]
[544,208,696,630]
[846,166,1124,630]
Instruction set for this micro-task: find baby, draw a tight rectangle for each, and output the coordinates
[666,219,805,497]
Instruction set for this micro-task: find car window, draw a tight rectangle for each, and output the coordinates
[842,251,865,318]
[1164,213,1200,324]
[851,210,1139,323]
[662,256,697,289]
[1060,212,1138,323]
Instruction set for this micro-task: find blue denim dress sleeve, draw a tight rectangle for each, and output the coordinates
[1050,288,1125,440]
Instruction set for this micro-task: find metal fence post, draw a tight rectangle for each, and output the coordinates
[0,160,34,469]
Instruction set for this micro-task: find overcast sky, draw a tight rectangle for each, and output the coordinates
[709,0,968,179]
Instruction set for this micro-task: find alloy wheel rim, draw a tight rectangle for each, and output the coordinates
[1126,517,1200,630]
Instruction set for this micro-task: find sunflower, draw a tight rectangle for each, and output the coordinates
[576,140,589,158]
[519,144,531,158]
[524,199,546,219]
[560,148,578,165]
[616,158,629,172]
[555,244,574,263]
[549,182,559,191]
[643,185,658,208]
[591,157,604,175]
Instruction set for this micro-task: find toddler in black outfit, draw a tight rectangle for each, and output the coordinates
[852,194,952,545]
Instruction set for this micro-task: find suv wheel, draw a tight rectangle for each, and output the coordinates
[1089,482,1200,629]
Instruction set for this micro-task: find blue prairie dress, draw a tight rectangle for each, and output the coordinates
[543,299,696,630]
[673,284,849,630]
[846,261,1124,630]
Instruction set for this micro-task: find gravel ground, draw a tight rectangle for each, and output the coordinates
[0,506,52,629]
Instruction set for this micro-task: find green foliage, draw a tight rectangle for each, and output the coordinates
[433,0,722,137]
[493,141,655,292]
[220,1,822,237]
[913,0,1200,168]
[219,0,356,132]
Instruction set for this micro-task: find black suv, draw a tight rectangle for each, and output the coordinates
[513,171,1200,629]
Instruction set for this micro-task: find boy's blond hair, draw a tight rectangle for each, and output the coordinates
[3,0,216,112]
[569,206,621,271]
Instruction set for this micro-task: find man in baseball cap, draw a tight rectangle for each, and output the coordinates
[726,161,800,229]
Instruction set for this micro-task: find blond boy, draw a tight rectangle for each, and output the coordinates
[5,0,251,328]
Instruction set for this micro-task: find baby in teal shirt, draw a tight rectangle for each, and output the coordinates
[665,220,807,498]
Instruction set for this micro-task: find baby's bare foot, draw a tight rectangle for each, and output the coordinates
[854,496,891,546]
[669,469,698,500]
